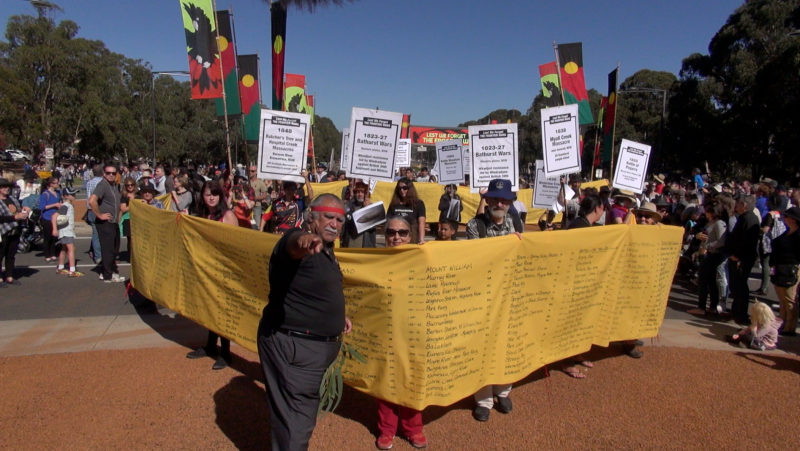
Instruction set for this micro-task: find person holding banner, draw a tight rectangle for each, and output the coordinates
[257,194,352,451]
[261,171,314,235]
[342,181,377,248]
[466,179,522,421]
[376,214,428,450]
[388,178,426,245]
[186,181,238,371]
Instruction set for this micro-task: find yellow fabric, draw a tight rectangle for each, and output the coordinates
[130,201,681,410]
[306,180,609,225]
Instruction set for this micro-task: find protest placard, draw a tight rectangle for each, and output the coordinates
[340,128,350,174]
[532,159,562,209]
[612,139,651,194]
[469,123,519,192]
[462,144,471,174]
[396,139,410,168]
[541,104,581,177]
[435,139,465,185]
[347,108,403,182]
[257,109,311,182]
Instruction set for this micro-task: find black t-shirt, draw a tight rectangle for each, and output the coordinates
[388,199,426,222]
[264,228,345,337]
[568,216,592,229]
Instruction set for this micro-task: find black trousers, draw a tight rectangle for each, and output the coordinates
[96,220,119,279]
[40,219,59,259]
[1,232,20,279]
[257,320,340,451]
[730,257,756,322]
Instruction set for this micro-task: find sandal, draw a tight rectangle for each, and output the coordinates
[572,354,594,368]
[562,365,587,379]
[687,308,706,315]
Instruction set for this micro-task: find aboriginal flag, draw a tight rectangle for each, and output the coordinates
[181,0,222,99]
[214,10,241,118]
[237,54,260,144]
[602,68,619,163]
[400,114,411,139]
[538,61,563,108]
[284,73,306,113]
[557,43,593,125]
[271,1,287,111]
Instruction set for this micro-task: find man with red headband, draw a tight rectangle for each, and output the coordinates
[257,193,352,451]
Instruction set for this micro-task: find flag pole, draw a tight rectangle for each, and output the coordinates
[553,42,566,106]
[609,62,620,182]
[213,1,233,175]
[229,3,247,162]
[590,120,600,181]
[310,86,316,180]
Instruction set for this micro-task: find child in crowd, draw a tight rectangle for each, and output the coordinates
[52,187,83,277]
[725,302,782,350]
[436,219,458,241]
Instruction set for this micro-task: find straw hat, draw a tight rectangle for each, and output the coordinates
[653,174,665,184]
[632,202,663,222]
[613,189,637,203]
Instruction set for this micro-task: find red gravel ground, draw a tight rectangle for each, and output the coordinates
[2,345,799,450]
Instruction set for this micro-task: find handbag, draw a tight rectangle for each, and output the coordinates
[772,264,799,288]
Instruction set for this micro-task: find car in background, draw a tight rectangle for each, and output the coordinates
[5,149,30,161]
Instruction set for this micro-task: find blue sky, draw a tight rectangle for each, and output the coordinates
[1,0,743,131]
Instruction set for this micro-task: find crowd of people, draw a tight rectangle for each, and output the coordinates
[2,158,799,451]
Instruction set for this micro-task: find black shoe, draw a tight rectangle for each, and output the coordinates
[212,356,229,370]
[724,335,741,344]
[472,406,490,422]
[186,347,209,359]
[0,281,7,288]
[635,339,645,347]
[623,345,643,359]
[496,396,512,414]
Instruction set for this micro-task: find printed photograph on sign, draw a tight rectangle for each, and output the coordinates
[340,128,351,174]
[532,159,562,209]
[347,108,403,182]
[612,139,652,194]
[541,104,581,177]
[435,139,465,185]
[468,123,519,193]
[352,200,386,234]
[257,109,311,183]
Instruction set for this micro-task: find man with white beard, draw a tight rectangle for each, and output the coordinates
[465,178,523,422]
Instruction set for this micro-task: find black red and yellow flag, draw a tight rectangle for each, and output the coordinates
[538,61,563,108]
[594,96,607,168]
[400,114,411,139]
[271,1,287,111]
[602,68,619,163]
[214,10,241,118]
[556,43,593,125]
[237,54,260,144]
[180,0,222,100]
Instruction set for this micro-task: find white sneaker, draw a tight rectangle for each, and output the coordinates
[112,273,125,283]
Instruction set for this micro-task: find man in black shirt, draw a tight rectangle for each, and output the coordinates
[727,195,761,324]
[257,193,352,451]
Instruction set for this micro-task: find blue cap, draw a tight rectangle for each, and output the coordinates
[485,179,515,200]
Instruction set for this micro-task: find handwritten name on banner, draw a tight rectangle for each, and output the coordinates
[130,201,682,410]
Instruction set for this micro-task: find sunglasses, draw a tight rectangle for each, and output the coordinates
[105,171,117,175]
[398,186,409,191]
[385,229,410,238]
[125,183,135,187]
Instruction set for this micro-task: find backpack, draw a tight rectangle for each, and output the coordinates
[475,212,523,238]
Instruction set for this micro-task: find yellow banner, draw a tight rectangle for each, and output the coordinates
[306,180,609,225]
[130,201,682,410]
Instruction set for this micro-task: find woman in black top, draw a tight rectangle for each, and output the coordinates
[387,177,426,244]
[769,207,800,336]
[437,184,463,234]
[0,178,29,287]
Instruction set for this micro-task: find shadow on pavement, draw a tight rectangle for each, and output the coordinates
[125,283,206,350]
[214,375,272,451]
[735,351,800,375]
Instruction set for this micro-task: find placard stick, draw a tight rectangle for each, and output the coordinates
[553,42,566,106]
[609,62,620,182]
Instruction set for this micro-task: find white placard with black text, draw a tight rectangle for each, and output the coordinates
[395,139,410,168]
[541,104,581,177]
[462,145,471,174]
[468,123,519,193]
[347,108,403,182]
[532,159,561,209]
[436,139,465,185]
[257,109,311,183]
[340,128,350,174]
[612,139,651,194]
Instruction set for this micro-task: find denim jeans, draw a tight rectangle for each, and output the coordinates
[87,211,101,263]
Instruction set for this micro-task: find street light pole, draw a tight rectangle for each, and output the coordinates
[151,71,189,168]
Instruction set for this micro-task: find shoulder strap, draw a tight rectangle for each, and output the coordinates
[476,215,487,238]
[511,212,524,233]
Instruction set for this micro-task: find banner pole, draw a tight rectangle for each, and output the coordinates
[553,42,566,106]
[609,63,620,182]
[212,1,233,175]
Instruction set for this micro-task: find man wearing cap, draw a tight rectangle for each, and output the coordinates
[466,178,522,421]
[257,193,352,451]
[312,163,327,183]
